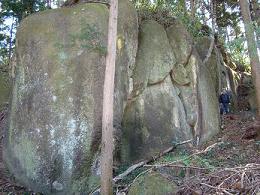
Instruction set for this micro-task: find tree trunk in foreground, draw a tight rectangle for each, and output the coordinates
[250,0,260,50]
[8,17,15,64]
[190,0,197,18]
[239,0,260,119]
[101,0,118,194]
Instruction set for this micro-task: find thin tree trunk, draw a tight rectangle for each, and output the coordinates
[100,0,118,194]
[201,1,207,25]
[57,0,64,7]
[251,0,260,50]
[180,0,187,13]
[202,0,216,65]
[8,17,15,64]
[251,0,259,23]
[239,0,260,119]
[46,0,52,8]
[190,0,197,18]
[226,27,230,45]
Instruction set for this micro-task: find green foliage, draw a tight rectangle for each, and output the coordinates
[138,7,175,27]
[225,35,251,72]
[166,1,205,37]
[55,21,107,56]
[135,0,210,38]
[0,0,52,67]
[216,1,240,29]
[0,32,10,65]
[1,0,49,22]
[69,22,107,55]
[158,149,216,172]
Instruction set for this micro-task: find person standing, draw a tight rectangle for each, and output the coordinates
[219,88,231,114]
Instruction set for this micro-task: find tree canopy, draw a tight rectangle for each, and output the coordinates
[0,0,259,70]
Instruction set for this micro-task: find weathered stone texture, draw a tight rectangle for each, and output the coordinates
[4,1,138,194]
[4,2,234,193]
[128,171,177,195]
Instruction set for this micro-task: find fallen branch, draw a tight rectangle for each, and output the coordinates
[201,183,233,195]
[90,139,193,194]
[148,141,224,168]
[113,139,192,183]
[177,163,260,194]
[144,164,209,170]
[113,161,146,183]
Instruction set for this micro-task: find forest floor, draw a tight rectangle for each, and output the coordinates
[172,112,260,194]
[0,110,260,194]
[116,112,260,194]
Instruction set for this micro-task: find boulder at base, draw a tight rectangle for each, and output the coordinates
[4,0,138,194]
[128,171,177,195]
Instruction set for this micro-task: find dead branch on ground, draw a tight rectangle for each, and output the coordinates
[176,163,260,195]
[90,139,193,194]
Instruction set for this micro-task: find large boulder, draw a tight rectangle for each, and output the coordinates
[196,37,245,112]
[121,20,221,163]
[195,50,220,141]
[132,20,176,96]
[195,37,220,94]
[4,1,138,194]
[237,73,257,112]
[121,77,192,162]
[128,171,177,195]
[167,24,198,130]
[169,30,220,141]
[121,20,192,163]
[226,66,240,110]
[194,38,220,141]
[167,20,193,66]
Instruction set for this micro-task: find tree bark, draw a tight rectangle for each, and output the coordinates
[190,0,197,18]
[201,1,207,25]
[239,0,260,119]
[100,0,118,194]
[46,0,52,8]
[202,0,216,65]
[180,0,187,13]
[250,0,260,50]
[8,17,15,64]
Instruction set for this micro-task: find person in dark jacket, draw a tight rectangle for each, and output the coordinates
[219,88,231,114]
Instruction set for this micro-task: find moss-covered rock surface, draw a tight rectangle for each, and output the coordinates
[4,0,138,194]
[4,0,248,194]
[128,171,177,195]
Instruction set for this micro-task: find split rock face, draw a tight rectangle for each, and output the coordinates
[4,0,223,194]
[121,19,220,163]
